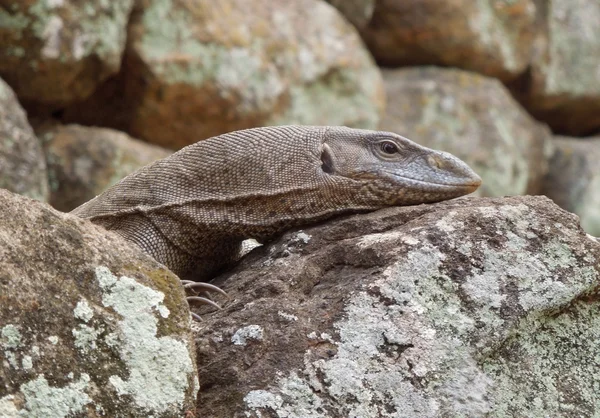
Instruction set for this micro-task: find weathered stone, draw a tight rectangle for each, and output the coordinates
[361,0,538,82]
[194,196,600,417]
[513,0,600,136]
[0,189,198,417]
[379,67,552,197]
[0,77,48,201]
[64,0,384,149]
[0,0,134,107]
[326,0,375,29]
[39,124,171,212]
[542,136,600,237]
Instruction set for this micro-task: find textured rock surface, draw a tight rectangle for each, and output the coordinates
[39,124,171,212]
[542,136,600,237]
[0,0,134,108]
[361,0,538,82]
[194,195,600,417]
[0,189,198,417]
[379,67,552,197]
[64,0,384,149]
[0,77,48,201]
[326,0,375,29]
[513,0,600,136]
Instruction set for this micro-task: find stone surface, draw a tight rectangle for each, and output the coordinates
[326,0,375,29]
[542,136,600,237]
[0,77,48,201]
[361,0,538,82]
[0,189,198,417]
[379,67,552,197]
[39,124,171,212]
[512,0,600,136]
[64,0,384,149]
[194,196,600,417]
[0,0,134,108]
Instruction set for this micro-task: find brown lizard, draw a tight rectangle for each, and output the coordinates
[72,126,481,314]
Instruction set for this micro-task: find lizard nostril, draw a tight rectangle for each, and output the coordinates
[427,155,445,170]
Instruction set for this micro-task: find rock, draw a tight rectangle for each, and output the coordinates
[0,77,48,201]
[64,0,384,149]
[361,0,538,82]
[541,136,600,237]
[0,0,134,108]
[325,0,375,29]
[379,67,552,197]
[0,189,198,417]
[513,0,600,136]
[194,196,600,417]
[39,124,171,212]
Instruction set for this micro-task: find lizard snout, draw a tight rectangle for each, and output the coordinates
[425,152,482,190]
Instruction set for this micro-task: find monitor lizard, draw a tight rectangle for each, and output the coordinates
[72,126,481,314]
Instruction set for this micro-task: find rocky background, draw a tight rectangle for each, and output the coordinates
[0,0,598,235]
[1,1,600,417]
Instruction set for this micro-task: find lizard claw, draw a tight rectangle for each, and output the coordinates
[187,296,222,310]
[182,281,227,321]
[182,281,229,298]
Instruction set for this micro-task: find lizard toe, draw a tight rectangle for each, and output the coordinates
[187,296,222,310]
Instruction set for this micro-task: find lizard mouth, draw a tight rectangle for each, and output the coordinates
[390,173,482,192]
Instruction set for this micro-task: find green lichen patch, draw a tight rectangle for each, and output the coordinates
[95,266,197,414]
[19,374,92,418]
[1,324,22,350]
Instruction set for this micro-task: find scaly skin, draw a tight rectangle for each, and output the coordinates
[73,126,481,289]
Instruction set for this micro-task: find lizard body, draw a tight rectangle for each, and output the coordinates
[72,126,481,283]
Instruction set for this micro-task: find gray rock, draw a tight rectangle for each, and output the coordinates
[0,189,198,417]
[0,0,134,108]
[194,196,600,417]
[0,78,48,201]
[542,136,600,237]
[379,67,552,198]
[39,124,171,212]
[515,0,600,136]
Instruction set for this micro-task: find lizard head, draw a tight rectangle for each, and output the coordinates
[320,127,482,206]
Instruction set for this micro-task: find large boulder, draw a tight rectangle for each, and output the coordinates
[513,0,600,136]
[360,0,538,82]
[0,0,134,108]
[0,189,198,417]
[194,195,600,416]
[0,77,48,201]
[64,0,384,149]
[542,136,600,237]
[379,67,552,198]
[39,124,171,212]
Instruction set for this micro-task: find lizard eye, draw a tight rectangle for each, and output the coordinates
[379,141,399,155]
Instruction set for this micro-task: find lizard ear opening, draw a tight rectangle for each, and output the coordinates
[320,143,335,174]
